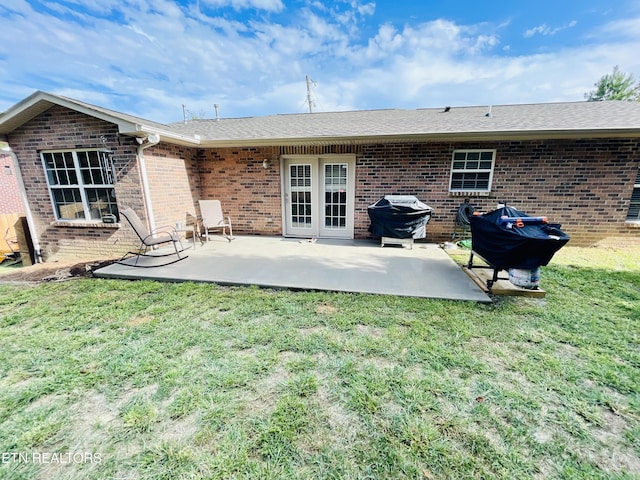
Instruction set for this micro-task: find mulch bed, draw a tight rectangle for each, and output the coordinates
[0,259,116,283]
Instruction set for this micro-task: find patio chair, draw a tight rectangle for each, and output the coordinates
[198,200,234,241]
[118,208,188,267]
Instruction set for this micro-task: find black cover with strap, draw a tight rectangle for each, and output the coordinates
[368,195,433,239]
[469,206,570,269]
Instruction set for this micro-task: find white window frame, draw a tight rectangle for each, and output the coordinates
[449,149,496,194]
[626,169,640,222]
[41,149,118,222]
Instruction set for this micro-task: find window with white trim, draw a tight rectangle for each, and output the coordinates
[626,169,640,221]
[449,150,495,193]
[41,150,118,221]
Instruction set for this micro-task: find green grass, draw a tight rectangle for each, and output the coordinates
[0,260,22,275]
[0,246,638,479]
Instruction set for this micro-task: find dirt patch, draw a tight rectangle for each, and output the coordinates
[159,413,199,443]
[244,364,290,415]
[0,258,116,283]
[316,302,337,315]
[355,324,385,337]
[125,315,155,327]
[363,356,397,370]
[298,326,326,336]
[316,383,363,440]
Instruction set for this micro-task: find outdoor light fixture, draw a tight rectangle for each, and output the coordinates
[262,159,270,169]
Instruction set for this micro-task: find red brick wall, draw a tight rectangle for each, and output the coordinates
[354,139,640,246]
[143,144,200,230]
[200,140,640,246]
[0,153,24,214]
[7,106,144,261]
[199,147,282,235]
[490,139,639,246]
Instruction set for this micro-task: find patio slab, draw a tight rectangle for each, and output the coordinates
[94,236,491,302]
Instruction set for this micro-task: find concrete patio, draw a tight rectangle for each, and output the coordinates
[94,236,491,302]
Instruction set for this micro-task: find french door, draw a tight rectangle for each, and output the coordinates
[282,155,355,239]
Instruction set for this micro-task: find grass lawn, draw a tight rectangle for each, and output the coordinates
[0,246,638,479]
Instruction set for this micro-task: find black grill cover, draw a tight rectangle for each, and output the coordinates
[470,206,570,270]
[368,195,433,239]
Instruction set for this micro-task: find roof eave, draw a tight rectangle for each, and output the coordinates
[0,91,143,136]
[123,124,201,146]
[195,128,640,148]
[0,91,200,146]
[0,92,54,135]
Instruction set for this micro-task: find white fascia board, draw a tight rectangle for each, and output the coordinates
[122,124,202,146]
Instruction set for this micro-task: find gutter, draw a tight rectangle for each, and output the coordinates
[194,129,640,148]
[0,144,43,263]
[136,134,160,232]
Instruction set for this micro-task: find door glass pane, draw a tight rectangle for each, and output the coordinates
[324,163,348,229]
[290,164,313,228]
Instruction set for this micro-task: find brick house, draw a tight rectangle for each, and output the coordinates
[0,91,638,262]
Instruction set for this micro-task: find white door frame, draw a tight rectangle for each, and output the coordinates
[281,155,356,239]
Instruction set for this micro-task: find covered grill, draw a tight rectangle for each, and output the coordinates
[368,195,433,245]
[468,205,570,288]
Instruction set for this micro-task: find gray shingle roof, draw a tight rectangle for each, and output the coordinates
[169,101,640,146]
[3,91,640,147]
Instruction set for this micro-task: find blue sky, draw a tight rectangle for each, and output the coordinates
[1,0,640,123]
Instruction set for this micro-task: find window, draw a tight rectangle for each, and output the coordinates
[626,169,640,221]
[449,150,495,193]
[42,150,118,221]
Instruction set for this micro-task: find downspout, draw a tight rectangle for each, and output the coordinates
[136,133,160,231]
[0,144,43,263]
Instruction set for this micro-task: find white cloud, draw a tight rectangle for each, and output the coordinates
[1,1,640,124]
[199,0,284,12]
[354,19,499,70]
[331,0,375,25]
[404,20,499,56]
[302,9,347,41]
[596,16,640,39]
[362,24,404,60]
[524,20,577,38]
[356,1,376,16]
[127,24,157,43]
